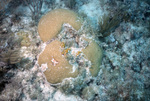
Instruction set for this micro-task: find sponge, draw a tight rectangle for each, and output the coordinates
[38,9,82,42]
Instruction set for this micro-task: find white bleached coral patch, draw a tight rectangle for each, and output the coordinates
[78,0,106,29]
[39,63,48,72]
[53,90,83,101]
[79,0,103,18]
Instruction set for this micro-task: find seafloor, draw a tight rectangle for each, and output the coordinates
[0,0,150,101]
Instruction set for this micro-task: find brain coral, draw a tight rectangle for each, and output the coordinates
[38,9,82,42]
[82,38,103,77]
[38,40,78,84]
[38,10,103,84]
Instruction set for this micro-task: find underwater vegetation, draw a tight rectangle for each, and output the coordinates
[98,11,130,38]
[23,0,44,24]
[0,49,22,65]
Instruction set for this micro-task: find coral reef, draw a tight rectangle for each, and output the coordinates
[0,0,150,101]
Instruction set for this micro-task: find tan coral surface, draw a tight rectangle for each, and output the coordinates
[38,9,82,42]
[82,39,103,77]
[38,40,78,84]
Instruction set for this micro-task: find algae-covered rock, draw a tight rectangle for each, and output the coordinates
[17,31,31,47]
[82,85,98,101]
[38,9,82,42]
[38,40,78,84]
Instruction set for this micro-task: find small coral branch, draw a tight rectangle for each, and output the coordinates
[98,14,120,37]
[98,11,130,38]
[23,0,44,24]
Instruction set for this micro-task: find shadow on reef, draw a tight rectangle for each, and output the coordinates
[0,64,17,94]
